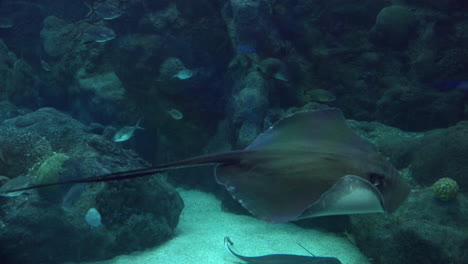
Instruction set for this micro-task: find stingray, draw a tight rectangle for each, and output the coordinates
[1,108,410,222]
[224,237,342,264]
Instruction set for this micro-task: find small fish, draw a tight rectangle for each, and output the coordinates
[40,59,51,72]
[85,26,116,43]
[173,69,194,80]
[85,2,122,20]
[85,208,102,228]
[61,184,86,212]
[305,89,336,103]
[0,175,29,197]
[94,3,122,20]
[432,80,468,93]
[113,118,144,142]
[167,108,183,120]
[224,237,342,264]
[273,72,289,82]
[236,44,257,53]
[258,58,289,82]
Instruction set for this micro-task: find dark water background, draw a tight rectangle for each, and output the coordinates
[0,0,466,263]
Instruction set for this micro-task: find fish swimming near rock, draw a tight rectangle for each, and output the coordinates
[167,108,184,120]
[258,58,289,82]
[40,59,51,72]
[84,26,116,43]
[84,2,122,20]
[173,69,194,80]
[113,118,144,142]
[2,108,410,222]
[0,175,29,197]
[224,237,342,264]
[236,44,257,54]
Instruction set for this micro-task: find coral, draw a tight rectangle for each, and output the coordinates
[36,152,70,184]
[432,177,459,201]
[35,152,70,200]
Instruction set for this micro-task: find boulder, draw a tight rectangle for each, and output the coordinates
[0,107,183,263]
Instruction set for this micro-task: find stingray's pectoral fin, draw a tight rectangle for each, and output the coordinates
[300,175,385,219]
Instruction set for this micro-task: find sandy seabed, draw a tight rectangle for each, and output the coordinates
[85,189,370,264]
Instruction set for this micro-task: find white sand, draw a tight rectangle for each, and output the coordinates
[88,190,370,264]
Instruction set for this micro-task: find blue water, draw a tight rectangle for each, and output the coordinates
[0,1,466,264]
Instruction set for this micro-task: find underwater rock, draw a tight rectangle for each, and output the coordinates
[0,107,183,264]
[61,184,86,212]
[0,40,39,107]
[142,0,172,10]
[304,89,336,103]
[141,3,185,31]
[376,86,464,131]
[0,101,20,120]
[350,188,467,264]
[40,16,78,57]
[369,5,416,48]
[232,71,269,147]
[434,48,468,81]
[76,69,125,101]
[224,0,281,54]
[348,120,421,170]
[402,0,459,11]
[410,121,468,191]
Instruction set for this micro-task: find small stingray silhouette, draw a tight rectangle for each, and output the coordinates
[3,108,409,222]
[224,237,342,264]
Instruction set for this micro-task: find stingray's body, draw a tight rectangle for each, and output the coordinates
[2,108,410,222]
[224,237,342,264]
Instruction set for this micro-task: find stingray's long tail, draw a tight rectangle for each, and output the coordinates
[1,151,244,194]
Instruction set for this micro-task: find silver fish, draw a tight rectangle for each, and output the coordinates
[85,26,116,43]
[113,118,144,142]
[167,108,183,120]
[94,3,122,20]
[173,69,194,80]
[0,175,29,197]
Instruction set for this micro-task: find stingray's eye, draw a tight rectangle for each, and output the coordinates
[369,173,385,188]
